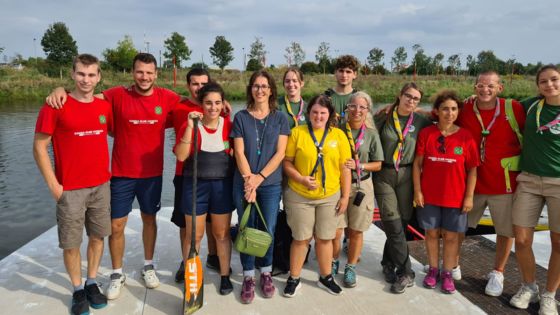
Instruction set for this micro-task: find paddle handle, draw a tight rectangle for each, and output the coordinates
[191,117,199,249]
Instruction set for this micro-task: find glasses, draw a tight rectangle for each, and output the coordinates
[251,84,270,91]
[437,135,446,154]
[347,104,369,111]
[475,84,499,90]
[402,93,421,103]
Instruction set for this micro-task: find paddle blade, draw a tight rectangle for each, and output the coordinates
[183,251,203,314]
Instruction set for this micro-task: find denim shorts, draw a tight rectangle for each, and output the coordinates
[110,176,162,218]
[416,204,468,233]
[181,177,234,215]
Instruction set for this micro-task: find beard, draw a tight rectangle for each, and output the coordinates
[134,81,154,93]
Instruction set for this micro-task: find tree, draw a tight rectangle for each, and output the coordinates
[447,54,461,75]
[284,42,305,67]
[315,42,331,74]
[432,53,445,75]
[246,58,263,71]
[103,35,137,72]
[163,32,192,68]
[300,61,320,74]
[248,37,267,67]
[466,54,477,76]
[190,62,209,70]
[209,35,234,72]
[476,50,505,74]
[391,46,407,73]
[367,47,385,74]
[0,47,4,55]
[40,22,78,65]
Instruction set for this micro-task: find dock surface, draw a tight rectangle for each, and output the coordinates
[0,207,553,314]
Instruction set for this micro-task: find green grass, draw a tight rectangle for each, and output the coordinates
[0,66,538,105]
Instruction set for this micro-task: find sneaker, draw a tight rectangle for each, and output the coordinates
[84,283,107,309]
[510,284,540,309]
[391,273,415,294]
[142,264,160,289]
[317,274,343,296]
[241,277,256,304]
[539,293,559,315]
[452,265,462,281]
[343,264,357,288]
[485,270,504,297]
[106,273,126,300]
[71,289,89,315]
[219,275,233,295]
[331,260,340,276]
[283,276,302,298]
[440,271,456,294]
[382,264,397,284]
[423,267,439,289]
[260,273,275,298]
[206,254,220,271]
[174,261,185,283]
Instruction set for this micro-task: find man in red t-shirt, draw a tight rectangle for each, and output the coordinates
[46,53,181,299]
[456,71,526,297]
[34,54,112,315]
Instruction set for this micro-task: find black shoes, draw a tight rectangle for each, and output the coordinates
[71,289,89,315]
[390,272,415,294]
[382,264,397,284]
[219,275,233,295]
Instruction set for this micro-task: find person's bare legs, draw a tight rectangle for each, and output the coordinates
[425,228,441,268]
[545,231,560,292]
[64,248,82,287]
[514,225,536,283]
[347,228,363,265]
[316,238,334,276]
[210,213,232,276]
[109,216,128,269]
[494,235,514,271]
[442,230,459,271]
[289,239,312,278]
[86,236,104,279]
[140,213,157,261]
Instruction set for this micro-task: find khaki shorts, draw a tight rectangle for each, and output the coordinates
[468,194,514,237]
[283,187,341,241]
[56,182,111,249]
[344,179,375,232]
[512,172,560,233]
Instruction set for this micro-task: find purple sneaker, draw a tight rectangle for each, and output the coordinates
[260,273,276,298]
[440,271,456,294]
[241,277,256,304]
[423,267,439,289]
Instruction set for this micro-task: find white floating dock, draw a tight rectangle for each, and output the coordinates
[2,207,551,315]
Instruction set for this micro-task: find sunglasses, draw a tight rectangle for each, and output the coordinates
[438,135,446,154]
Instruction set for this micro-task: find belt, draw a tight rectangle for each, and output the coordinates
[382,163,412,168]
[352,174,370,183]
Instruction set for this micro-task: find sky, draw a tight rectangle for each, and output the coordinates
[1,0,559,70]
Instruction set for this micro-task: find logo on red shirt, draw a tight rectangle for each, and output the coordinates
[155,106,162,115]
[99,115,107,124]
[454,146,463,155]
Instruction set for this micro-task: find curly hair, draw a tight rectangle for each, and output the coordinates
[334,55,359,72]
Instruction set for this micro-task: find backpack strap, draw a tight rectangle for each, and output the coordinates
[504,98,523,148]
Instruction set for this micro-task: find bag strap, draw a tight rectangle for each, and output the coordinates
[505,98,523,147]
[238,201,270,234]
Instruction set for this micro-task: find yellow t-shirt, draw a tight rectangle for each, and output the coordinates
[285,125,352,199]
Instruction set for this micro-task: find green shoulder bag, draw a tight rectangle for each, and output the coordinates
[234,202,272,258]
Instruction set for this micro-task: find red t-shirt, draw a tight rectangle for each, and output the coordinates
[416,125,479,208]
[174,117,233,157]
[35,95,112,190]
[456,98,525,194]
[103,86,180,178]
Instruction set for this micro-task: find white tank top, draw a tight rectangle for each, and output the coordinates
[198,117,226,153]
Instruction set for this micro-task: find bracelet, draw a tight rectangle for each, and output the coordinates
[180,138,192,144]
[258,172,267,180]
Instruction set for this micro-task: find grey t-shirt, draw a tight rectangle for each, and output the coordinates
[230,109,290,186]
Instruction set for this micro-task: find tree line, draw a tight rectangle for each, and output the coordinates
[4,21,557,77]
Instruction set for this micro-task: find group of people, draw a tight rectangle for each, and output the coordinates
[33,51,560,315]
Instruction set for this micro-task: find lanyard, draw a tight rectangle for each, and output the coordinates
[307,123,329,194]
[536,99,560,134]
[392,107,414,172]
[284,96,305,127]
[473,99,500,163]
[344,122,366,187]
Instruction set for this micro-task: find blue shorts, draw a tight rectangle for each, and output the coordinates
[110,176,162,219]
[416,204,468,233]
[171,175,186,228]
[181,177,234,216]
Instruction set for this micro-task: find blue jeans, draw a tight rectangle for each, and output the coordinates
[233,175,281,276]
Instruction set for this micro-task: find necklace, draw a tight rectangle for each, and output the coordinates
[252,111,270,155]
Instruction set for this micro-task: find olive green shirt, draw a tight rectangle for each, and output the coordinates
[374,111,433,166]
[346,127,384,180]
[278,96,307,130]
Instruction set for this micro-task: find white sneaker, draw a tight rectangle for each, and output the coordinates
[452,265,462,281]
[510,284,540,309]
[142,265,160,289]
[106,273,126,300]
[539,293,559,315]
[485,270,504,297]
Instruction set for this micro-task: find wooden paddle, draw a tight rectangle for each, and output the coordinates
[183,117,203,314]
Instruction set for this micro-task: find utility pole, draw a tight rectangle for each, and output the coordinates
[33,38,37,66]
